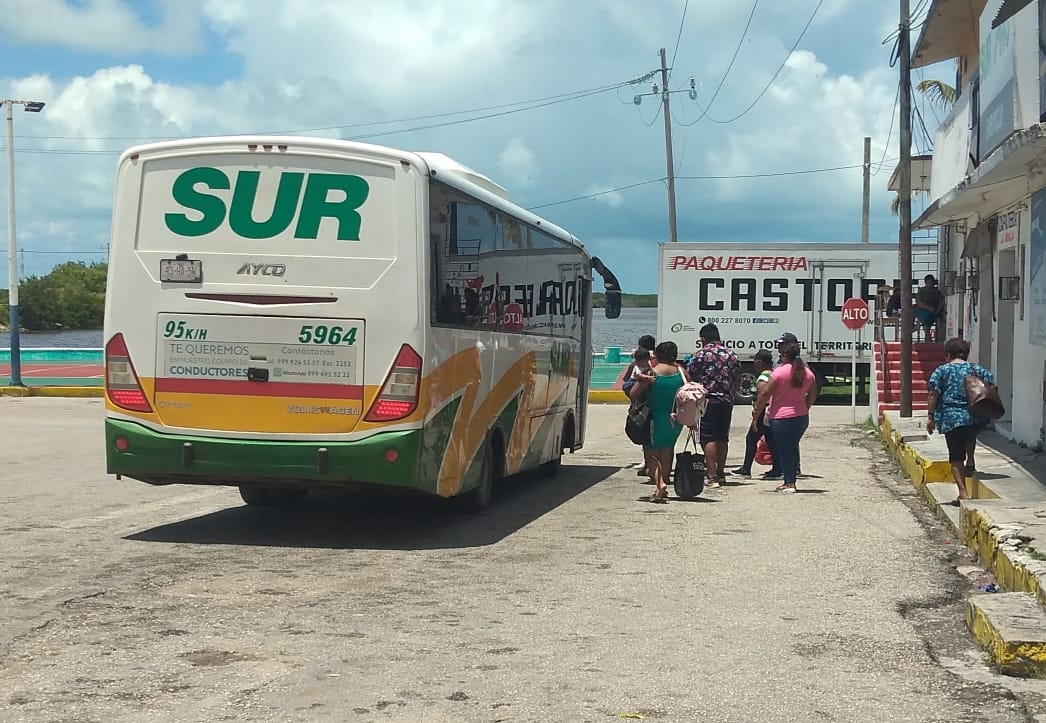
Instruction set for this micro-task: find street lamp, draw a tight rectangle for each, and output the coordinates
[4,98,45,387]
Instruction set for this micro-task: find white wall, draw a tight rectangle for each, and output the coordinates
[1008,203,1046,446]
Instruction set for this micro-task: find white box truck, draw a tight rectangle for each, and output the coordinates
[656,242,937,401]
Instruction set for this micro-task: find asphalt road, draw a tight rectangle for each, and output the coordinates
[2,398,1046,722]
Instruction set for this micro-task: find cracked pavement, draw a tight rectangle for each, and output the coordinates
[2,398,1046,722]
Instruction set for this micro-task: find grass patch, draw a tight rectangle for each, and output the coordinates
[1028,547,1046,562]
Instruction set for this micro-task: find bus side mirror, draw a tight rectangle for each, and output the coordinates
[590,256,622,320]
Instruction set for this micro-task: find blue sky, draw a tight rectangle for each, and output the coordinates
[0,0,952,294]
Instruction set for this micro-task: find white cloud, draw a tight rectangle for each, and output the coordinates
[703,49,896,208]
[203,0,542,106]
[497,138,538,189]
[0,0,915,289]
[0,0,202,56]
[585,185,625,209]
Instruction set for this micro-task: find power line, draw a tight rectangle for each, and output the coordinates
[17,249,106,255]
[870,82,901,176]
[668,0,690,78]
[680,0,759,127]
[677,162,888,179]
[16,81,630,143]
[526,160,898,210]
[703,0,824,124]
[911,83,935,152]
[526,179,665,210]
[3,84,623,156]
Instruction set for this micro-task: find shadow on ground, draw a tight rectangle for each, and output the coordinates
[124,463,618,551]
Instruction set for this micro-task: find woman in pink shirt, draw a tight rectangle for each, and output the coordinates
[752,340,817,492]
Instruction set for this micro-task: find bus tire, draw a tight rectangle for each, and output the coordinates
[540,418,572,477]
[238,485,307,507]
[239,485,273,506]
[454,441,496,513]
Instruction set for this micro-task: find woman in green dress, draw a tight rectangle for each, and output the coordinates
[629,341,688,502]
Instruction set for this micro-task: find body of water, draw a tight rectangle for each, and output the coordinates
[0,308,658,353]
[0,329,105,348]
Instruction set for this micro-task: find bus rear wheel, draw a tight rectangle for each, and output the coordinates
[238,485,308,507]
[454,441,497,513]
[540,419,571,478]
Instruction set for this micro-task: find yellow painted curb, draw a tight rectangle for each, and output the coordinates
[1,386,103,398]
[961,506,1046,607]
[32,386,104,398]
[880,415,998,493]
[916,482,961,536]
[588,390,628,404]
[965,597,1046,678]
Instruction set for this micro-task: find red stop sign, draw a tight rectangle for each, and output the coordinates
[841,297,870,331]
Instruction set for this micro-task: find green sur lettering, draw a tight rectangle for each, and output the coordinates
[164,167,370,240]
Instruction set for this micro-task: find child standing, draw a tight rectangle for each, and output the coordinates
[622,335,656,476]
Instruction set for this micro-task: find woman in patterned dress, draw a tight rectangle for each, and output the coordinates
[926,337,995,504]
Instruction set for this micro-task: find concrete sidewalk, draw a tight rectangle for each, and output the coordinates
[884,411,1046,677]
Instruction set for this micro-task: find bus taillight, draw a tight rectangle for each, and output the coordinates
[364,344,422,422]
[105,333,153,413]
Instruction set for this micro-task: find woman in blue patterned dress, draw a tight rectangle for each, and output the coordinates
[926,337,995,504]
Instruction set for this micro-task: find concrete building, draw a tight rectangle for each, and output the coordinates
[909,0,1046,448]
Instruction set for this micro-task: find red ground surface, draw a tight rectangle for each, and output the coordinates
[0,363,103,379]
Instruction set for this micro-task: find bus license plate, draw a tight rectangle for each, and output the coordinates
[160,259,202,283]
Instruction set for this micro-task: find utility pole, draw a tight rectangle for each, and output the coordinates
[898,0,914,417]
[4,100,17,387]
[631,52,694,244]
[861,136,871,244]
[3,97,45,388]
[659,47,679,243]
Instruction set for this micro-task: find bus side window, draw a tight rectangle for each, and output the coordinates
[438,286,465,325]
[463,288,484,325]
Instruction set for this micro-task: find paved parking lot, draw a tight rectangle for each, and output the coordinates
[2,398,1045,722]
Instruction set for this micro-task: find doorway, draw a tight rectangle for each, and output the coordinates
[996,249,1016,427]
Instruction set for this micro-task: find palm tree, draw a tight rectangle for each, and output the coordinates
[915,79,957,112]
[889,79,957,215]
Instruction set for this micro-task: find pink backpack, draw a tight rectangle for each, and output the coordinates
[671,381,709,428]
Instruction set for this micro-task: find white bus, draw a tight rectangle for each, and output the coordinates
[103,136,621,511]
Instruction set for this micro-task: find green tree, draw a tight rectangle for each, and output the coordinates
[14,261,108,330]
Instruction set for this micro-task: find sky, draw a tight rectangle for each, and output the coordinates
[0,0,953,295]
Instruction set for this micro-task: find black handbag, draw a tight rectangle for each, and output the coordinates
[673,429,706,500]
[624,394,652,446]
[965,371,1005,420]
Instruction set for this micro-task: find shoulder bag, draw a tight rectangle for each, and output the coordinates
[624,392,652,446]
[964,366,1005,420]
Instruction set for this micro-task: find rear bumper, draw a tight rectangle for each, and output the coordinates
[105,418,424,491]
